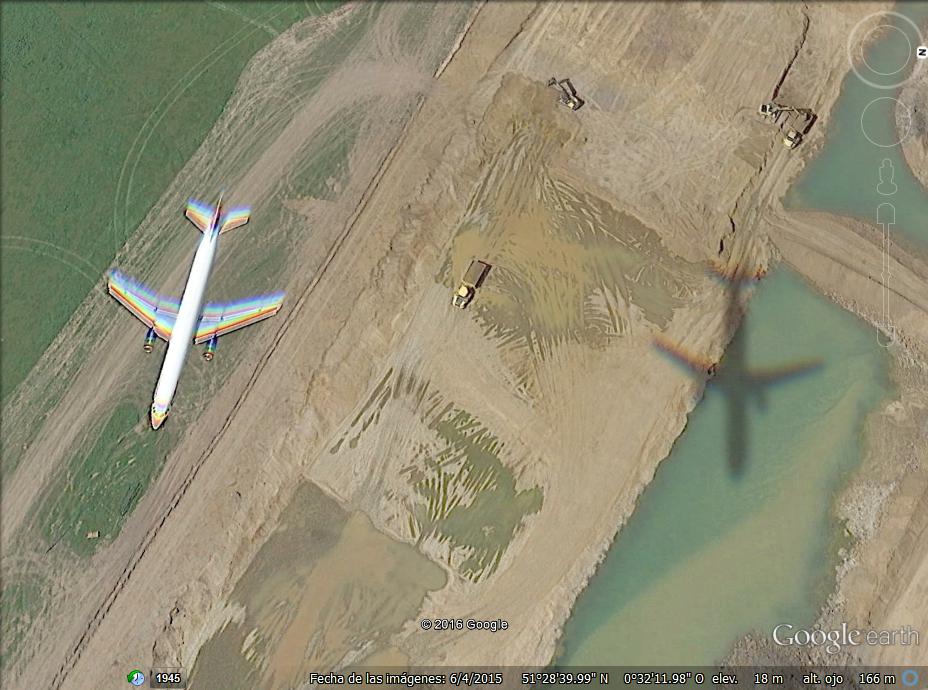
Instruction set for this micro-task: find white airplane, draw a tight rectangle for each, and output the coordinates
[108,195,284,429]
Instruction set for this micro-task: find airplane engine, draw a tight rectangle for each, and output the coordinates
[203,336,218,361]
[143,328,156,353]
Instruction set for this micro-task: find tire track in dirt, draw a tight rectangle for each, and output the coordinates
[0,4,370,561]
[38,6,482,688]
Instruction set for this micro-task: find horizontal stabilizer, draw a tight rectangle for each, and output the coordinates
[185,199,216,233]
[219,207,251,234]
[194,292,284,343]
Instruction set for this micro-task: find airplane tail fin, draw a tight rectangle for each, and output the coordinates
[219,207,251,234]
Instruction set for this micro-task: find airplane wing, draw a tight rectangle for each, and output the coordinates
[107,269,179,340]
[653,335,716,378]
[749,359,823,385]
[193,292,285,344]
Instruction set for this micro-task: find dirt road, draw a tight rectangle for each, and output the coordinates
[2,3,477,686]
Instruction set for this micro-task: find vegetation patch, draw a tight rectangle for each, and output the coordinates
[38,402,176,557]
[0,574,50,669]
[0,1,341,401]
[413,408,543,582]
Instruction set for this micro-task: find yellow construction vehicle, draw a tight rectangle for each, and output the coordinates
[453,259,491,309]
[758,101,816,149]
[547,77,584,111]
[758,101,779,116]
[783,129,803,149]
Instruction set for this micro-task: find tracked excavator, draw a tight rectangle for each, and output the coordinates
[758,101,816,149]
[547,77,584,111]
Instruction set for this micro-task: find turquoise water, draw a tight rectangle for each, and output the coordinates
[557,6,926,665]
[787,4,928,245]
[559,269,889,664]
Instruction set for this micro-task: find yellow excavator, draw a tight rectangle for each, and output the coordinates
[758,101,816,149]
[547,77,584,111]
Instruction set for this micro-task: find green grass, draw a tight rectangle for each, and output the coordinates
[0,574,49,665]
[286,106,364,201]
[2,3,424,675]
[415,408,544,582]
[0,1,341,402]
[38,402,176,557]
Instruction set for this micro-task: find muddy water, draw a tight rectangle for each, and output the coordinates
[189,483,445,689]
[559,268,890,664]
[557,10,925,663]
[786,5,928,245]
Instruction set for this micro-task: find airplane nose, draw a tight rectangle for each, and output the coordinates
[150,409,167,430]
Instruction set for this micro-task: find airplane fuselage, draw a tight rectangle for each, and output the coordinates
[107,195,281,429]
[150,212,220,428]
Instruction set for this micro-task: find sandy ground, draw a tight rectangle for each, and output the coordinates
[4,1,928,686]
[898,64,928,188]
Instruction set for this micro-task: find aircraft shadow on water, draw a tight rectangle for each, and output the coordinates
[654,263,824,477]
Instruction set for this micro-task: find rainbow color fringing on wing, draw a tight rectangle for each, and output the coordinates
[107,192,283,428]
[194,292,285,343]
[219,206,251,234]
[185,199,216,232]
[107,269,178,340]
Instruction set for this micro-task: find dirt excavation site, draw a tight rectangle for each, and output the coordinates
[3,2,928,687]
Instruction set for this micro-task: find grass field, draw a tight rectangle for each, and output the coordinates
[37,402,177,557]
[0,574,50,667]
[1,2,350,671]
[0,1,340,402]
